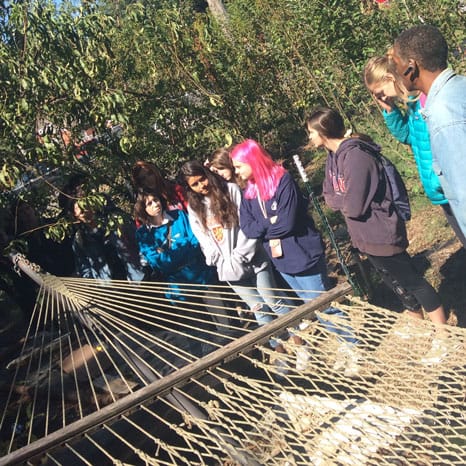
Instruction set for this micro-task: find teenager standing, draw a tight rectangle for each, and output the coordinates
[179,160,292,330]
[306,107,452,364]
[231,140,358,374]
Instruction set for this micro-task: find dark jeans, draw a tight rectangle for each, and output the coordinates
[442,203,466,249]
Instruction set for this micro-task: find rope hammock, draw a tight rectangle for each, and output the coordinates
[1,254,465,465]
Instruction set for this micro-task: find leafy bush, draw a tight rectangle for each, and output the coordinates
[0,0,464,243]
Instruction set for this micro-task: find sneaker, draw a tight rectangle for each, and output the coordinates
[270,352,290,377]
[420,337,462,365]
[298,321,310,331]
[333,343,360,377]
[295,346,312,371]
[344,351,360,378]
[332,343,347,372]
[392,319,431,339]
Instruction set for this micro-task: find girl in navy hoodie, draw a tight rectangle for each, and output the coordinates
[231,140,327,300]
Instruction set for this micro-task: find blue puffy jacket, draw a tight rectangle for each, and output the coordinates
[136,209,214,286]
[383,99,447,205]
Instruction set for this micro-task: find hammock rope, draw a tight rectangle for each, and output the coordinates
[1,254,465,466]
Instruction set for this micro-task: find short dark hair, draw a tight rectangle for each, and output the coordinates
[305,107,346,139]
[394,25,448,72]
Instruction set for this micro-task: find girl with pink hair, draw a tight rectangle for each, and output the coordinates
[231,139,358,375]
[231,139,327,303]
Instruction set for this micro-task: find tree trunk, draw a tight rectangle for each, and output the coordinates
[206,0,229,25]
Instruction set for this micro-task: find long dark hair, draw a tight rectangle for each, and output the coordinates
[179,160,239,231]
[131,160,180,205]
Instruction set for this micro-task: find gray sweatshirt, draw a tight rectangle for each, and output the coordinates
[188,182,268,282]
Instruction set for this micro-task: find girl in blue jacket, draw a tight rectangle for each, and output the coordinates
[135,193,213,287]
[134,192,222,345]
[364,55,466,247]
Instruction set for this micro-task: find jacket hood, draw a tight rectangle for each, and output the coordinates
[339,137,381,156]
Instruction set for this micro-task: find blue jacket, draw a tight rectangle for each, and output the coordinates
[239,171,324,275]
[423,68,466,239]
[136,209,213,286]
[383,98,447,205]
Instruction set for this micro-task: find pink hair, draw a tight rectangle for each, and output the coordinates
[230,139,285,200]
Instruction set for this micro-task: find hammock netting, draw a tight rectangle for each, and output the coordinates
[1,255,465,465]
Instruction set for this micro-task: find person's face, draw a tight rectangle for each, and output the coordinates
[391,46,416,91]
[232,160,253,181]
[73,203,94,224]
[307,127,327,149]
[368,78,398,102]
[186,175,210,195]
[210,166,233,181]
[144,195,163,218]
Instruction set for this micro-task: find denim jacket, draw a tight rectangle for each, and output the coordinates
[422,69,466,237]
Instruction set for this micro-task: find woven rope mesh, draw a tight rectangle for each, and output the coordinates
[1,260,465,465]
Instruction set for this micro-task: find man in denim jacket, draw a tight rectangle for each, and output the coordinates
[392,24,466,239]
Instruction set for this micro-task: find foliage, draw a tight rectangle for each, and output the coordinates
[0,0,464,249]
[0,1,126,218]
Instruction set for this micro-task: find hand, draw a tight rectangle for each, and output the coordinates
[209,249,221,266]
[372,93,395,113]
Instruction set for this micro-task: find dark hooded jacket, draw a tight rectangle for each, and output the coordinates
[239,171,324,274]
[322,138,408,256]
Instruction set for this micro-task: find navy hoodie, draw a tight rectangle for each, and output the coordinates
[239,171,324,274]
[323,138,408,256]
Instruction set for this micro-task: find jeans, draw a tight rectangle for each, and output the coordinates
[230,265,293,326]
[280,258,357,344]
[441,203,466,249]
[229,264,294,348]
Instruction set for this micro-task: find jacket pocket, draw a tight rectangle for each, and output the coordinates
[217,256,252,282]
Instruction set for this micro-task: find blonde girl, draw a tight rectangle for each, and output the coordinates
[364,55,466,247]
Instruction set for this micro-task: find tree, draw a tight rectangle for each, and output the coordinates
[0,1,128,233]
[1,0,465,244]
[206,0,228,25]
